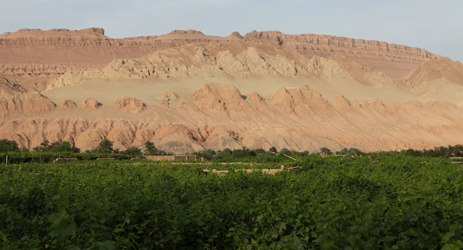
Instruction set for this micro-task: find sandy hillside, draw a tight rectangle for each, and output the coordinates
[42,41,422,107]
[0,27,440,90]
[1,38,463,154]
[3,81,463,153]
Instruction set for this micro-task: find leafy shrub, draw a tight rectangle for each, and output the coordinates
[0,139,19,153]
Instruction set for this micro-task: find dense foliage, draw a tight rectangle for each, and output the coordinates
[396,145,463,158]
[192,144,463,163]
[0,152,131,164]
[0,139,20,153]
[33,140,81,153]
[0,139,171,163]
[195,147,310,163]
[1,156,463,249]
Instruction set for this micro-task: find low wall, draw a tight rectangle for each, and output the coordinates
[53,158,78,163]
[146,155,206,161]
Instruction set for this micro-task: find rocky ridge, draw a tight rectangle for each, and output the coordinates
[0,28,241,80]
[1,28,463,154]
[46,41,374,90]
[0,28,441,82]
[0,92,55,117]
[2,83,463,153]
[397,58,463,91]
[79,98,101,111]
[243,30,442,77]
[112,97,146,114]
[0,74,25,97]
[58,99,77,111]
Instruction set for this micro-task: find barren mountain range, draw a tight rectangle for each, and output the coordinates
[1,28,462,153]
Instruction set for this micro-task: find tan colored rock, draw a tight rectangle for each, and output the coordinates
[399,58,463,90]
[45,41,392,90]
[0,74,25,97]
[23,93,56,115]
[0,27,439,84]
[105,120,138,150]
[0,98,8,118]
[0,95,24,117]
[3,81,463,154]
[79,98,101,111]
[269,85,332,118]
[7,96,23,116]
[202,127,242,150]
[160,99,168,108]
[160,90,180,108]
[228,31,243,39]
[161,90,180,101]
[1,28,463,156]
[59,99,77,111]
[331,95,353,112]
[243,30,442,77]
[240,128,343,152]
[307,56,353,79]
[152,125,205,154]
[112,97,146,114]
[3,84,463,154]
[193,82,253,113]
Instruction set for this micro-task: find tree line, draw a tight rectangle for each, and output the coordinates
[3,138,463,159]
[0,139,168,157]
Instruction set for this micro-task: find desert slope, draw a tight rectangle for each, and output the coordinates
[243,30,442,77]
[0,27,440,84]
[395,58,463,105]
[43,41,423,107]
[2,82,463,153]
[0,28,241,80]
[1,28,463,154]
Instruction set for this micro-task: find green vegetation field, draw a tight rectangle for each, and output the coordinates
[1,156,463,249]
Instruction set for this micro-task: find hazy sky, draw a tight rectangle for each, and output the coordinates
[1,0,462,62]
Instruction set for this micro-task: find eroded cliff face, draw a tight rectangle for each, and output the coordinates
[244,30,440,60]
[1,28,463,154]
[0,28,241,81]
[0,75,25,97]
[2,83,463,154]
[46,41,398,91]
[243,30,442,77]
[0,92,55,118]
[394,58,463,105]
[0,27,440,83]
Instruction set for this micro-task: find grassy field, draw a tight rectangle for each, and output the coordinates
[1,155,463,249]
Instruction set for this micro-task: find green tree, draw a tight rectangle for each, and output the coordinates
[33,139,52,152]
[49,141,80,153]
[215,148,232,159]
[255,148,266,155]
[336,148,348,155]
[144,141,158,155]
[0,139,19,152]
[279,148,291,156]
[320,147,333,155]
[222,148,232,155]
[124,146,142,157]
[95,139,114,154]
[269,146,278,154]
[196,149,216,160]
[347,148,363,156]
[232,147,256,158]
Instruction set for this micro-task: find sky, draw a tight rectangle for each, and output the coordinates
[1,0,462,62]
